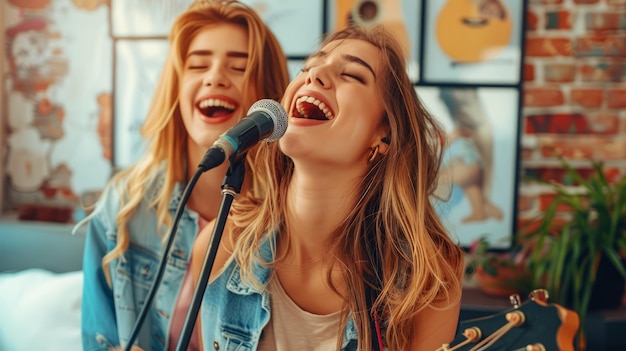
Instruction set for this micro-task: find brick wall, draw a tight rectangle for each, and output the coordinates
[518,0,626,225]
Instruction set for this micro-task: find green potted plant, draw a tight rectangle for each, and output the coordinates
[521,159,626,350]
[465,235,530,297]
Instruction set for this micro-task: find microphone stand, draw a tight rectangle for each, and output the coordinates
[176,156,246,351]
[122,147,238,351]
[124,160,208,351]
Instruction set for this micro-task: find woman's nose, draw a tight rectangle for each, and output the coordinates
[203,64,229,88]
[304,66,331,89]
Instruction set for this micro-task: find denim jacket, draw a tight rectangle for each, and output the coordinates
[80,174,359,351]
[198,235,359,351]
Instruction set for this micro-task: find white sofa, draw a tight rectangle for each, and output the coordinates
[0,219,84,350]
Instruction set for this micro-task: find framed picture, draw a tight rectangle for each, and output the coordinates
[113,39,169,168]
[110,0,194,38]
[326,0,421,82]
[240,0,324,57]
[416,86,521,249]
[421,0,525,85]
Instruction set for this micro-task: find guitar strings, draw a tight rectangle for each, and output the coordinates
[470,323,513,351]
[434,326,481,351]
[435,310,526,351]
[468,311,525,351]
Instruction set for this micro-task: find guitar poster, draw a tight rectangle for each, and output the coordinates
[417,86,520,249]
[422,0,525,84]
[326,0,421,82]
[112,0,323,56]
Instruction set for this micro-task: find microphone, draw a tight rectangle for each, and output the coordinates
[198,99,288,171]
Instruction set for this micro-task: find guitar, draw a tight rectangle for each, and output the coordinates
[436,290,580,351]
[334,0,411,57]
[435,0,513,63]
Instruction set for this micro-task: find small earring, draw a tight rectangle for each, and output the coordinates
[368,145,380,163]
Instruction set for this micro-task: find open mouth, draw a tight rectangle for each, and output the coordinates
[197,98,237,118]
[294,96,334,120]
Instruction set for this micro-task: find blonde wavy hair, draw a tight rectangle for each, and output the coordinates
[101,0,289,280]
[231,25,463,351]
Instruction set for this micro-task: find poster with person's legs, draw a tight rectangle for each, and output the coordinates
[419,86,519,249]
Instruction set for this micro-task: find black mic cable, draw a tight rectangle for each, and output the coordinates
[123,166,203,351]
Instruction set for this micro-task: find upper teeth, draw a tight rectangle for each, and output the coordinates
[296,96,334,119]
[198,98,235,110]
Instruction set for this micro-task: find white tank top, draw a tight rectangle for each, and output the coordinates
[258,277,342,351]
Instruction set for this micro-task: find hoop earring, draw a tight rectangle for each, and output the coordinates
[368,145,380,163]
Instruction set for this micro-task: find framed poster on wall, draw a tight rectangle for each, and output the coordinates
[240,0,324,57]
[326,0,421,82]
[417,86,520,249]
[111,0,194,38]
[421,0,525,84]
[113,39,169,168]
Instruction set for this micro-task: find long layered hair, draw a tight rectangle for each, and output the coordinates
[101,0,289,278]
[232,25,463,351]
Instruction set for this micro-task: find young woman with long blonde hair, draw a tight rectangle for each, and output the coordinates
[193,24,464,351]
[80,1,289,350]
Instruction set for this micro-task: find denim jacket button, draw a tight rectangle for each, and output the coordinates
[213,340,220,350]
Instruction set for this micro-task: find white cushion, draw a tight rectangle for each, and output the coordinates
[0,269,82,351]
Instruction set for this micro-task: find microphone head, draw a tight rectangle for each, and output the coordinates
[247,99,288,142]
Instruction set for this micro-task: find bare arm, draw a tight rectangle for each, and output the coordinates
[409,301,461,351]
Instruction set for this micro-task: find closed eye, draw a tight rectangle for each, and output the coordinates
[301,67,365,82]
[342,72,365,83]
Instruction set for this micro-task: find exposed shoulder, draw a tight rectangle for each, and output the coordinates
[410,299,461,350]
[409,252,463,350]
